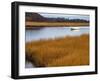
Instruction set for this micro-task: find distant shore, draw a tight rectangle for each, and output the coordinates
[25,21,89,28]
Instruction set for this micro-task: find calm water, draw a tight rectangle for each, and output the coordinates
[25,27,89,42]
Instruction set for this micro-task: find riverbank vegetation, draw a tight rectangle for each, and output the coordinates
[25,21,89,28]
[26,34,89,67]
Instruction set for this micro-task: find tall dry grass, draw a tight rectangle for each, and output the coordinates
[26,34,89,67]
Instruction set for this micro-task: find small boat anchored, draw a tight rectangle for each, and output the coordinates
[70,27,80,31]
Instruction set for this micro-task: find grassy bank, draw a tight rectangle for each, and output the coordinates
[25,21,89,28]
[26,34,89,67]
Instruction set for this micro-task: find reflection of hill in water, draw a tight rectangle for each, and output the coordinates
[26,27,44,30]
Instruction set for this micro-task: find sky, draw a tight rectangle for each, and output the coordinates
[39,13,90,21]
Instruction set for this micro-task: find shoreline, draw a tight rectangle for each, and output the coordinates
[25,21,89,28]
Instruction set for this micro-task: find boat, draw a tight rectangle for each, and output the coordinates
[70,27,80,31]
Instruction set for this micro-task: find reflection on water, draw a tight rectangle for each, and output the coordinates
[25,27,89,42]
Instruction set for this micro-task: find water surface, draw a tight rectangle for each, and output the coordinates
[25,27,89,42]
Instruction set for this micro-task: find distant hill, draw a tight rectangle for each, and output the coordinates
[26,13,46,21]
[26,12,89,23]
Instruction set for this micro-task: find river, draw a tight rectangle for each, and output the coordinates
[25,27,89,42]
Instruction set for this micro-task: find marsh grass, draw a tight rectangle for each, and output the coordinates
[25,22,89,27]
[26,34,89,67]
